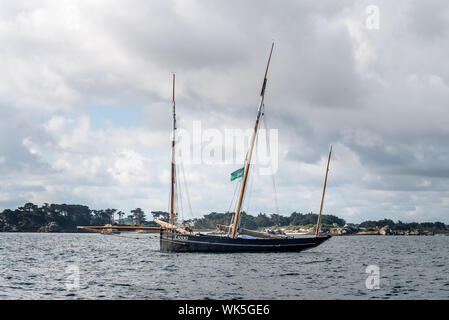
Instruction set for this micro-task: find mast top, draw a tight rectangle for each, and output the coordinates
[171,73,176,131]
[260,42,274,97]
[172,73,175,103]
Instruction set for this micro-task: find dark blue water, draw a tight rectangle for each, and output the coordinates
[0,233,447,299]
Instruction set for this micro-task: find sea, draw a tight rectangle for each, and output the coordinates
[0,232,447,300]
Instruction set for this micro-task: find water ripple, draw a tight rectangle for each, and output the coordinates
[0,233,448,299]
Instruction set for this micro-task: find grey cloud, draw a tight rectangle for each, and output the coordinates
[1,0,449,222]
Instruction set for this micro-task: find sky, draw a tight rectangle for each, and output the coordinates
[1,0,449,223]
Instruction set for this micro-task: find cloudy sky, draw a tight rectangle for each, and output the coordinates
[1,0,449,223]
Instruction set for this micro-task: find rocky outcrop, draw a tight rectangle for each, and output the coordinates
[38,222,62,233]
[406,229,423,235]
[339,227,356,235]
[379,225,393,235]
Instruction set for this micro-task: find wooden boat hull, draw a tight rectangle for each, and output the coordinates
[160,230,331,253]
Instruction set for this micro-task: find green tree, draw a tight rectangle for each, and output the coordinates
[131,208,146,225]
[117,211,125,225]
[254,213,272,228]
[104,208,117,224]
[151,211,169,222]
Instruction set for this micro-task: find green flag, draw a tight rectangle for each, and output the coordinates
[230,167,244,181]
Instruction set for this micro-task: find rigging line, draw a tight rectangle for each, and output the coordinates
[173,186,178,224]
[226,178,241,236]
[179,155,193,219]
[168,135,176,220]
[243,105,263,204]
[167,183,171,216]
[261,106,280,215]
[236,118,262,231]
[244,147,257,219]
[167,154,172,215]
[226,178,241,235]
[227,212,235,237]
[174,168,177,214]
[227,177,240,214]
[229,145,249,233]
[173,164,180,225]
[176,163,184,224]
[238,134,259,231]
[247,117,262,210]
[227,180,241,235]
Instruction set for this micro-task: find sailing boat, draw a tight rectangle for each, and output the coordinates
[154,43,331,252]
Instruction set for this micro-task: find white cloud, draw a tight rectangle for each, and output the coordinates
[0,0,449,223]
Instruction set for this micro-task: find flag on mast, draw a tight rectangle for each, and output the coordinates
[230,168,244,181]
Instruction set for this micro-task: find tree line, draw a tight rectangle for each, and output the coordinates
[0,202,155,232]
[0,202,447,233]
[186,211,346,230]
[156,212,448,233]
[0,203,346,232]
[358,218,447,233]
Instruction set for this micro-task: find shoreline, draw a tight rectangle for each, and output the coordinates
[1,230,447,236]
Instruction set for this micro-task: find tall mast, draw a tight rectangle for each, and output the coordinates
[315,145,332,237]
[169,74,176,225]
[230,42,274,239]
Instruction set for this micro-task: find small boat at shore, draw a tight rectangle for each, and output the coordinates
[154,43,332,252]
[101,224,120,235]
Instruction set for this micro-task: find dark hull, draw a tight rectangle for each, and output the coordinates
[160,230,331,253]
